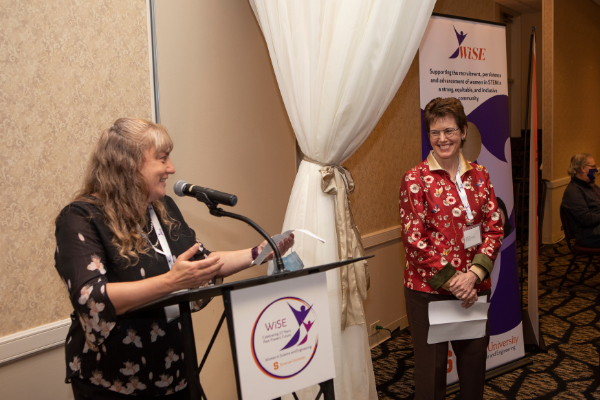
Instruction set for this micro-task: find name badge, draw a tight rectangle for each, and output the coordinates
[463,223,482,249]
[164,305,180,322]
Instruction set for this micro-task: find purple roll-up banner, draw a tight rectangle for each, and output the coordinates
[418,14,524,385]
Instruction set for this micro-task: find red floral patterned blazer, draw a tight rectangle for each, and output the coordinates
[399,152,504,294]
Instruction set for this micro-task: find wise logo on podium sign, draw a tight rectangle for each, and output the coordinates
[231,273,335,400]
[251,296,319,379]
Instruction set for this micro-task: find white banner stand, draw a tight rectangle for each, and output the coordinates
[418,13,531,393]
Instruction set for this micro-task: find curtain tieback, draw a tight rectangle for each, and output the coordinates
[303,155,370,330]
[302,155,330,167]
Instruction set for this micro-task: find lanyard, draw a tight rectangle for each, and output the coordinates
[147,204,179,321]
[454,158,474,221]
[147,204,175,268]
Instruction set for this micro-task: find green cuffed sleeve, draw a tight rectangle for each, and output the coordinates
[472,253,494,278]
[429,262,456,290]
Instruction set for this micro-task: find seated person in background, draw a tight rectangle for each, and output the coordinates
[561,153,600,248]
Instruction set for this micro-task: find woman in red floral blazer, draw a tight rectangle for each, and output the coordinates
[399,98,503,400]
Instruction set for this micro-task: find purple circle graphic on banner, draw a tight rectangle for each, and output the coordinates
[251,297,319,379]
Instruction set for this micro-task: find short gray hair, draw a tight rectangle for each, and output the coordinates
[567,153,593,177]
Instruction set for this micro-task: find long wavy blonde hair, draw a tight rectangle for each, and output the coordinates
[73,118,179,267]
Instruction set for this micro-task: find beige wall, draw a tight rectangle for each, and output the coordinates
[0,347,73,400]
[541,0,600,243]
[541,0,556,242]
[363,234,407,348]
[0,0,151,398]
[0,0,152,337]
[542,0,554,183]
[520,12,543,132]
[154,0,296,257]
[553,0,600,177]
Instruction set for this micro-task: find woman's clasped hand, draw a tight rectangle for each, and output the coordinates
[447,271,479,308]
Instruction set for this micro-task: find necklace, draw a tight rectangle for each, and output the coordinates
[144,220,160,248]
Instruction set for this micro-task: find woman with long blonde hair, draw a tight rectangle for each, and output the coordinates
[55,118,292,399]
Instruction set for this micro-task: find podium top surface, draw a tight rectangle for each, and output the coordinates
[129,255,373,313]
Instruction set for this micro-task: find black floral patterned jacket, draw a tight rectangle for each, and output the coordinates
[55,196,210,396]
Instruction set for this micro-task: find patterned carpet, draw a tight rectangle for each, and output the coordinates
[371,240,600,399]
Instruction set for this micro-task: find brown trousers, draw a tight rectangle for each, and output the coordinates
[404,288,491,400]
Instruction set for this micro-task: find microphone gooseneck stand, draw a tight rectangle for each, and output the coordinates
[187,192,285,399]
[133,191,345,399]
[195,192,285,274]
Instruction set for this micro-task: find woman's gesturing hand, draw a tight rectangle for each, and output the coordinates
[168,243,223,291]
[258,233,295,262]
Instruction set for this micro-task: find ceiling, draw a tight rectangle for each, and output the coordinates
[495,0,541,14]
[495,0,600,14]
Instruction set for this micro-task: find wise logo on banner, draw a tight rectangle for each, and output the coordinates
[251,297,319,379]
[449,25,486,61]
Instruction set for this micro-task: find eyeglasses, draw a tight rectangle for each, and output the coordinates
[429,127,460,139]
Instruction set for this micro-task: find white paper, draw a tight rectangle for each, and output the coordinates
[427,296,489,344]
[252,229,325,267]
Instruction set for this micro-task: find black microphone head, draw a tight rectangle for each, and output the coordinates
[173,180,188,197]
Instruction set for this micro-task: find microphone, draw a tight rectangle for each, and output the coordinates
[173,180,238,207]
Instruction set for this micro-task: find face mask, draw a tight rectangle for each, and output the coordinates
[587,168,598,182]
[282,251,304,272]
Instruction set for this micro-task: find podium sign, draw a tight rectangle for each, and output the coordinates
[230,273,335,400]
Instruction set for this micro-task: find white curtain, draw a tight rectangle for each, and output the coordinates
[250,1,436,399]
